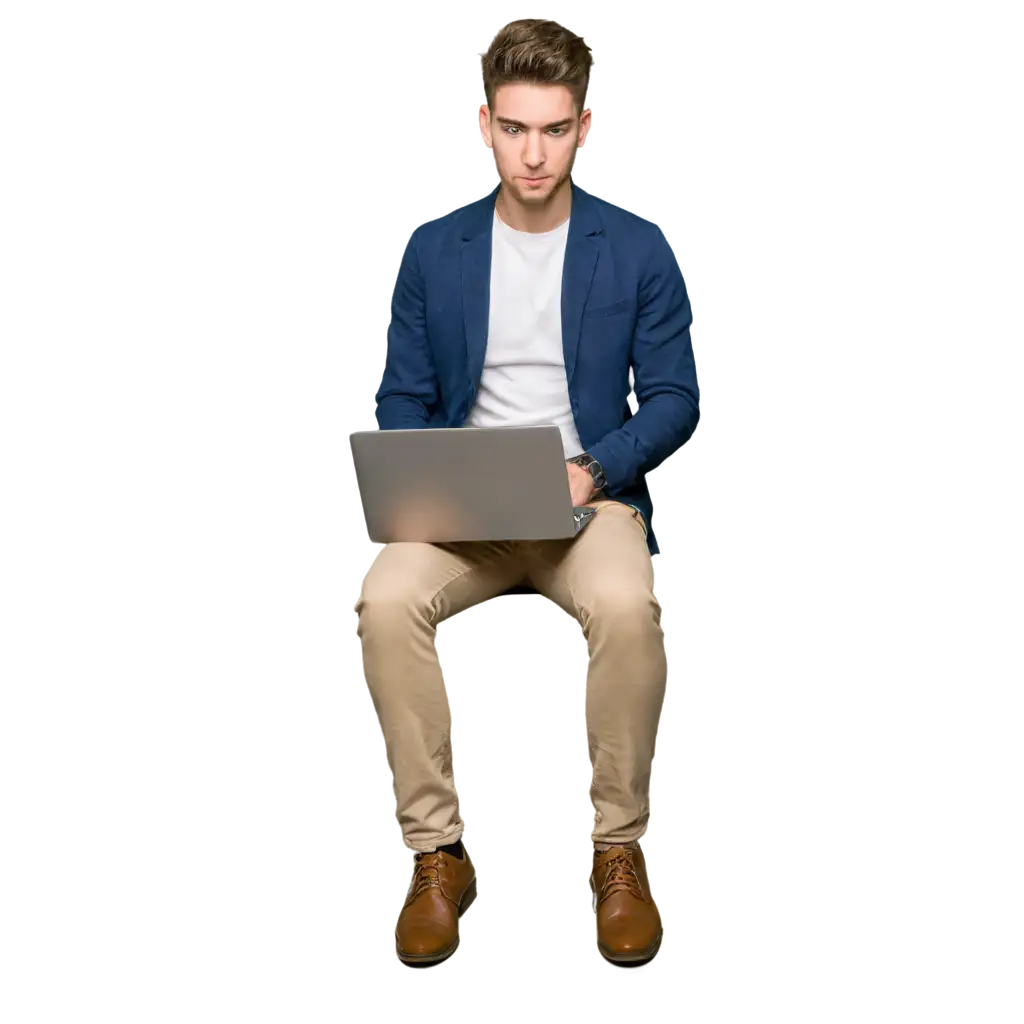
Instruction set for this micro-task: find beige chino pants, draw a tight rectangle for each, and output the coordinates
[354,498,668,853]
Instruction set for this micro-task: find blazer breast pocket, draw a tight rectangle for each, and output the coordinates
[584,297,632,320]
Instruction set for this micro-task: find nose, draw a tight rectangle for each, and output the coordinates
[523,131,545,169]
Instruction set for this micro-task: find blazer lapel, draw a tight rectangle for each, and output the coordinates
[560,181,602,387]
[460,189,495,393]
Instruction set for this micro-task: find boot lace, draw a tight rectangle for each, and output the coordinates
[600,850,645,900]
[408,852,445,901]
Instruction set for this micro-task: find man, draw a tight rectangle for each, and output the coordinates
[354,18,699,966]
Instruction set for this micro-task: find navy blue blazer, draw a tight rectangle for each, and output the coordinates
[374,177,699,556]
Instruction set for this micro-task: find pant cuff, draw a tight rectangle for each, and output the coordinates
[405,825,464,853]
[592,824,648,850]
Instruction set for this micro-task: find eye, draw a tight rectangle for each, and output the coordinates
[503,126,567,137]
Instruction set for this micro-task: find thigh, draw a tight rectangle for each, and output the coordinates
[524,500,656,621]
[357,539,528,624]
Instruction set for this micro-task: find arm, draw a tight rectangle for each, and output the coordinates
[586,226,700,492]
[374,227,441,430]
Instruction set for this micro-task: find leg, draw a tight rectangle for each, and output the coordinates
[525,504,669,965]
[524,500,667,847]
[354,539,526,852]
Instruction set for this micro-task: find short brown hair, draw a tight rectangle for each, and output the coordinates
[480,19,594,120]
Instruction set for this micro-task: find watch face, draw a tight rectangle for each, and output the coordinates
[570,453,603,488]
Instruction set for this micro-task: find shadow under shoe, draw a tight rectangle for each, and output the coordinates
[395,846,477,966]
[590,842,663,965]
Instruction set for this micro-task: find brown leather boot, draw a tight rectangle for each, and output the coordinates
[590,842,663,964]
[395,846,477,965]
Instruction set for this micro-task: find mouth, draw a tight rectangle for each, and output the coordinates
[520,176,548,185]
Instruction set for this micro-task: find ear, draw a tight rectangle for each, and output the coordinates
[578,108,592,146]
[479,105,493,146]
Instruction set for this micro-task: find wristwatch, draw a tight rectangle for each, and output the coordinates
[566,452,607,495]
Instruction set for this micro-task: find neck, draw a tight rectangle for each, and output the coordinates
[495,176,572,233]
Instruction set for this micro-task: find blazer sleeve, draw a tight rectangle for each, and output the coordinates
[586,225,700,491]
[374,227,442,429]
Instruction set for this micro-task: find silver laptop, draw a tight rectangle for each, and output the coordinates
[349,424,598,544]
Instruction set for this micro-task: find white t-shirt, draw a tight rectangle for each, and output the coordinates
[464,209,585,460]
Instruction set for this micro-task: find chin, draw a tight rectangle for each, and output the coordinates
[516,178,555,195]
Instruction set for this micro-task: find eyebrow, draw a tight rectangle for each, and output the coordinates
[495,116,574,129]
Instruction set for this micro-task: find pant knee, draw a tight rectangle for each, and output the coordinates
[584,590,661,631]
[355,586,435,638]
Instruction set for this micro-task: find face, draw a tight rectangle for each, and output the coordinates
[479,82,590,205]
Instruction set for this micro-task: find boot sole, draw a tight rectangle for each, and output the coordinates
[395,876,477,966]
[598,928,663,966]
[395,937,456,962]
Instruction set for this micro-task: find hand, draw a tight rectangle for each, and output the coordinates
[566,461,597,506]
